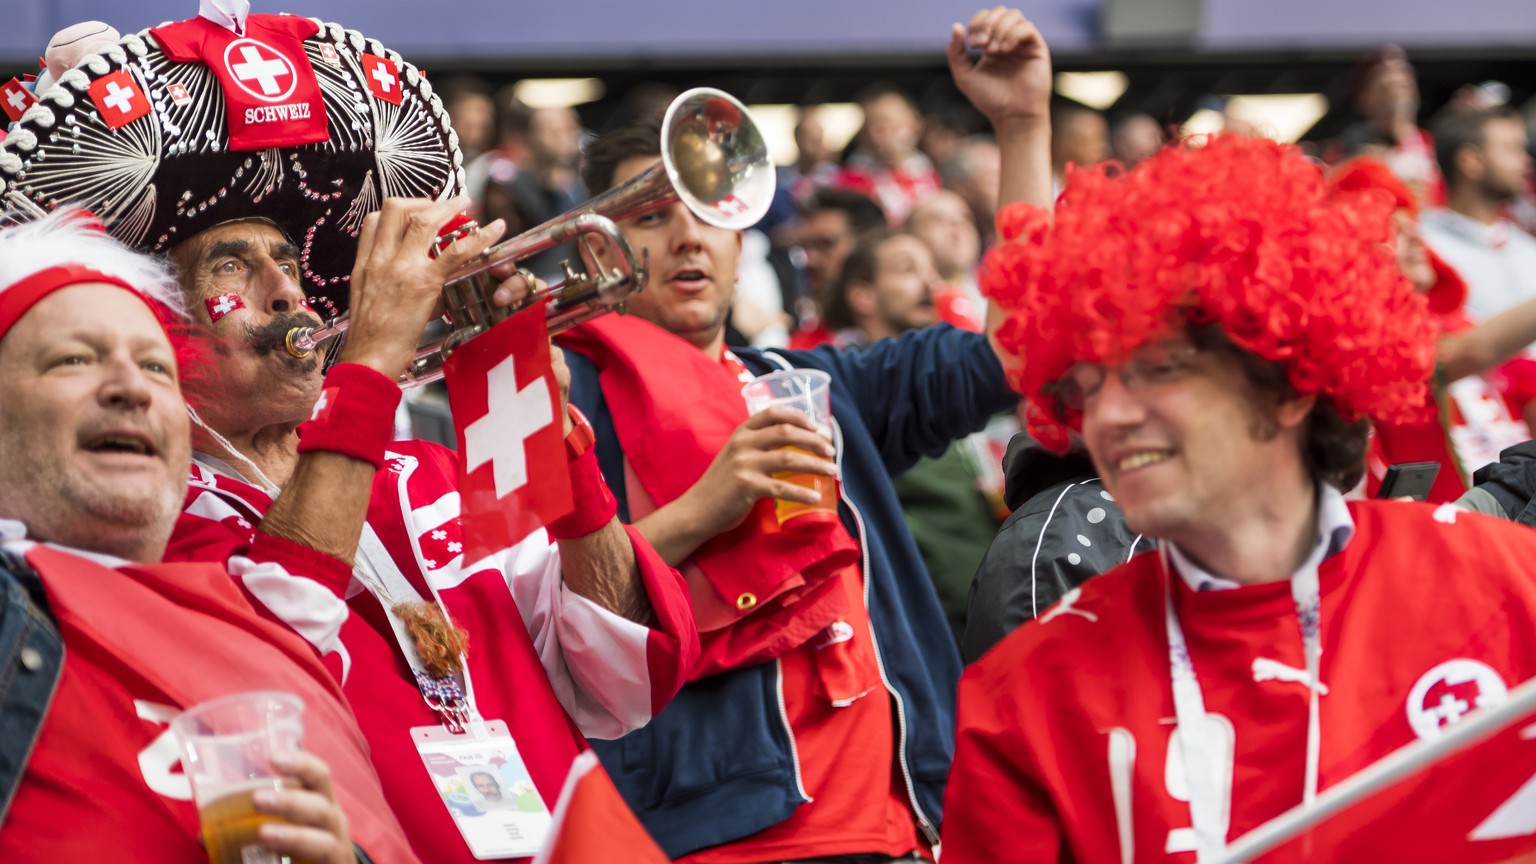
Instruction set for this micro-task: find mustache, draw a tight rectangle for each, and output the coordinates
[245,311,323,353]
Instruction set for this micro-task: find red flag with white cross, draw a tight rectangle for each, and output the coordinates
[359,53,403,106]
[444,299,572,561]
[1214,674,1536,863]
[2,78,36,122]
[87,70,150,129]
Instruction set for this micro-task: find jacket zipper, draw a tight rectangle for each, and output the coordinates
[774,656,812,802]
[832,415,941,848]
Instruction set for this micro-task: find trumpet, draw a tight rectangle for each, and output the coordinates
[284,87,774,387]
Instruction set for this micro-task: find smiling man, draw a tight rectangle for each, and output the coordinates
[941,133,1536,862]
[0,208,418,864]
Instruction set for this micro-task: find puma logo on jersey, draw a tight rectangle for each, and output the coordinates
[1252,657,1329,694]
[1040,587,1098,625]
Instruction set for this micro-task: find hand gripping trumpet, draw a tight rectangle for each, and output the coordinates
[283,87,774,386]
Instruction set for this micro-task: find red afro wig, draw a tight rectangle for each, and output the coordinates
[981,134,1438,451]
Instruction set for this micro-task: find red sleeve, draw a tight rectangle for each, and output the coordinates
[941,657,1066,863]
[247,531,354,597]
[622,523,701,714]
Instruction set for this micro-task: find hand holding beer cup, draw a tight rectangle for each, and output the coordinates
[741,369,841,535]
[171,692,356,864]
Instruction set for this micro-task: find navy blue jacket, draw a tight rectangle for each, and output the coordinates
[0,550,64,828]
[565,324,1017,857]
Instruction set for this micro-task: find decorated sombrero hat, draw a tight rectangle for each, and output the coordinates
[0,8,462,315]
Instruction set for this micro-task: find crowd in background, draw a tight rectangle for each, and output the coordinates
[431,46,1536,647]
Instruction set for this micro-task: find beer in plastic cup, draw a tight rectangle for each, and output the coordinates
[170,691,306,864]
[741,369,838,535]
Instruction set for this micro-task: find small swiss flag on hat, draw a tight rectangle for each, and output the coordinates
[360,53,403,106]
[88,70,151,128]
[2,78,37,122]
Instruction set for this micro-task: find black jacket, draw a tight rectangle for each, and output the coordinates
[960,435,1148,664]
[1470,440,1536,527]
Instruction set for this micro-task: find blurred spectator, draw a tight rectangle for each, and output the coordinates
[468,91,590,279]
[780,104,841,202]
[436,75,496,162]
[789,188,887,348]
[907,189,984,329]
[837,84,943,224]
[1422,109,1536,322]
[1420,108,1536,427]
[528,105,587,212]
[1332,45,1445,206]
[940,135,1002,245]
[1332,158,1533,500]
[920,102,981,174]
[1050,102,1109,197]
[834,231,941,347]
[1110,111,1165,167]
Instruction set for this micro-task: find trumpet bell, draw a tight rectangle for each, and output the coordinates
[664,88,774,230]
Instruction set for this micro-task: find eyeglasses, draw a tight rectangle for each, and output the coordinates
[1046,344,1205,417]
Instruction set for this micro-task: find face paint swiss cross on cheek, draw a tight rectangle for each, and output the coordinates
[204,292,245,323]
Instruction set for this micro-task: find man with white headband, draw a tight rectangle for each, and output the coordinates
[0,8,697,861]
[942,133,1536,861]
[0,208,418,863]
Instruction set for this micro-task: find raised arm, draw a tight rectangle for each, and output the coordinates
[948,8,1055,212]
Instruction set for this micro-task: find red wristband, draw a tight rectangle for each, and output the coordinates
[295,363,403,468]
[546,447,618,540]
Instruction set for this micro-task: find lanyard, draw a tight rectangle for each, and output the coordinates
[355,523,486,735]
[1159,544,1325,861]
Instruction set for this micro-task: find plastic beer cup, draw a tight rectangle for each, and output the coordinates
[170,691,306,864]
[741,369,839,535]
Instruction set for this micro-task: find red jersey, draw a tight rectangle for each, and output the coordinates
[165,440,698,864]
[0,538,416,864]
[943,501,1536,863]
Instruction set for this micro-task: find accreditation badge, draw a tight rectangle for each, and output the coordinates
[412,721,554,859]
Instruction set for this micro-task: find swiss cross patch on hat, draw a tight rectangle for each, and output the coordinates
[2,78,37,122]
[87,69,150,128]
[360,53,402,105]
[152,14,328,151]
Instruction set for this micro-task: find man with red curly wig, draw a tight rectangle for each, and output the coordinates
[941,134,1536,862]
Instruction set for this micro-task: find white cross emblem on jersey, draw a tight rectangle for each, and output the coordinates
[462,355,553,498]
[309,389,329,422]
[102,81,136,114]
[370,62,397,93]
[6,87,28,113]
[227,41,294,99]
[1431,692,1471,725]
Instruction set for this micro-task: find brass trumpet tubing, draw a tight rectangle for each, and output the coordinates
[280,87,773,389]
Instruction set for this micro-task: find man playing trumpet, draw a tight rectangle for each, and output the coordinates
[0,8,697,862]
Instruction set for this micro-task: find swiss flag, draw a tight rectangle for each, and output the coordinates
[359,52,403,106]
[2,77,36,122]
[87,70,150,129]
[1215,675,1536,863]
[530,752,669,864]
[444,299,571,562]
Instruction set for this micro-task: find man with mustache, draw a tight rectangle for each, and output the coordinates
[0,207,419,864]
[0,10,696,863]
[556,8,1051,860]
